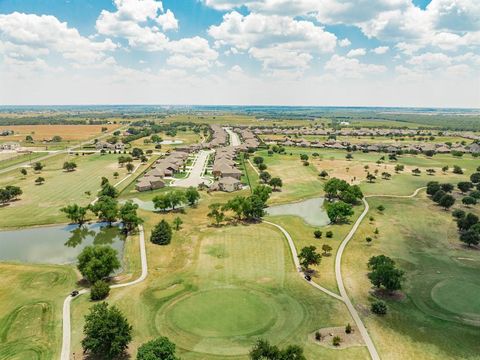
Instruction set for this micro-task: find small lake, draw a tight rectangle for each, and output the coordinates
[0,222,125,265]
[266,197,330,227]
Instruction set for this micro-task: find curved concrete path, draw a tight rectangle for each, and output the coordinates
[265,187,426,360]
[60,225,147,360]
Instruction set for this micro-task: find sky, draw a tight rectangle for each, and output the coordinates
[0,0,479,107]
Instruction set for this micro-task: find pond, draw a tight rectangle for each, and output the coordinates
[0,222,125,265]
[266,197,330,227]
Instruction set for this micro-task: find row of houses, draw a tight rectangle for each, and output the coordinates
[135,125,231,192]
[0,142,20,150]
[252,126,480,141]
[266,137,480,155]
[211,146,243,192]
[135,151,190,191]
[235,128,261,149]
[95,141,125,151]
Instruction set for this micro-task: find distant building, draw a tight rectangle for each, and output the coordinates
[0,142,20,150]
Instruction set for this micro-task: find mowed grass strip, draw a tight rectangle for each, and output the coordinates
[0,153,130,228]
[343,194,480,359]
[0,263,77,360]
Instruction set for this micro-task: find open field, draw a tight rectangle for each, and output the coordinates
[0,263,77,359]
[0,153,133,228]
[0,124,120,143]
[342,194,480,359]
[0,152,48,170]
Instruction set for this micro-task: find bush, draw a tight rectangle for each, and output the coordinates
[314,230,322,239]
[150,220,173,245]
[315,331,321,341]
[326,231,333,238]
[345,323,352,334]
[371,300,388,315]
[90,280,110,301]
[137,336,179,360]
[332,336,341,347]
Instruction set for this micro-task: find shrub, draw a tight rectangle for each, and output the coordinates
[366,237,373,244]
[315,331,322,341]
[332,336,341,347]
[326,231,333,238]
[371,300,388,315]
[345,323,352,334]
[150,219,173,245]
[90,280,110,301]
[314,230,322,239]
[137,336,179,360]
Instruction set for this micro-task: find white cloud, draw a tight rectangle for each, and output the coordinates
[157,9,179,31]
[96,0,170,51]
[347,48,366,57]
[325,54,387,78]
[339,38,351,47]
[208,11,336,71]
[372,46,389,54]
[0,12,116,64]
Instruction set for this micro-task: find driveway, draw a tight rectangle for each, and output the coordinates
[171,150,213,188]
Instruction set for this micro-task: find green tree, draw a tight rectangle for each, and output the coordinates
[126,162,135,173]
[367,255,404,292]
[321,244,332,256]
[462,196,477,207]
[459,226,480,247]
[252,185,272,203]
[453,165,463,174]
[33,162,44,172]
[98,180,118,198]
[470,172,480,184]
[253,156,264,165]
[150,219,173,245]
[411,168,421,176]
[63,161,77,172]
[77,245,121,283]
[137,337,179,360]
[172,217,183,230]
[268,177,283,191]
[259,171,271,184]
[35,176,45,185]
[298,246,322,270]
[249,339,305,360]
[169,190,185,210]
[457,181,473,193]
[439,194,455,210]
[20,168,27,176]
[441,183,454,193]
[82,302,132,360]
[90,280,110,301]
[319,170,329,178]
[207,203,225,226]
[61,203,88,225]
[90,196,119,225]
[131,147,144,158]
[313,230,322,239]
[371,300,388,315]
[153,193,172,212]
[394,164,404,173]
[224,196,247,220]
[326,201,354,223]
[185,187,200,206]
[119,201,143,233]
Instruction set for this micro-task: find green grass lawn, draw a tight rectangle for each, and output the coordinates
[343,194,480,359]
[68,191,369,359]
[0,152,48,170]
[0,153,132,228]
[0,263,77,360]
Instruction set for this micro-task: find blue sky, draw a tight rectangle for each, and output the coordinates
[0,0,478,107]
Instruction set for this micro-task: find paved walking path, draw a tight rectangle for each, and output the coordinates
[60,225,147,360]
[264,187,426,360]
[171,150,213,187]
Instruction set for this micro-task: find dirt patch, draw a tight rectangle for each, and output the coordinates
[370,288,406,301]
[0,124,120,141]
[309,326,364,349]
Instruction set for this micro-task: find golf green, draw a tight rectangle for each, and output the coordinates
[168,288,276,337]
[431,279,480,318]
